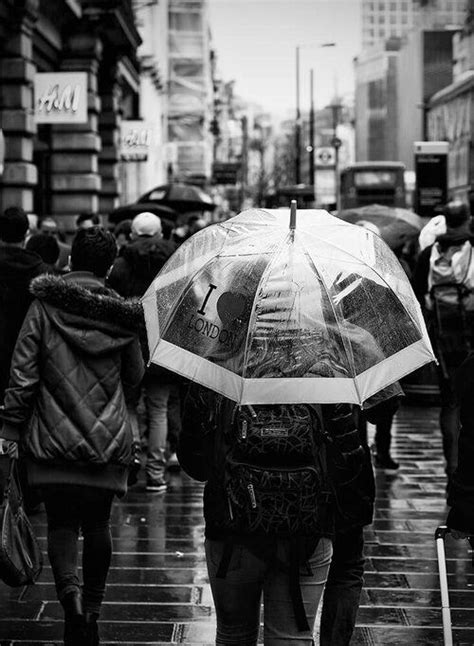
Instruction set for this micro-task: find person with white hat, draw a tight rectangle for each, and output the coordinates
[108,212,179,493]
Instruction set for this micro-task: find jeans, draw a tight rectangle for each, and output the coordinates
[42,485,114,614]
[144,380,170,482]
[320,527,365,646]
[205,536,333,645]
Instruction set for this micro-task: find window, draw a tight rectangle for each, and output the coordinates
[379,28,385,36]
[369,15,374,23]
[390,29,398,36]
[401,1,408,10]
[390,1,396,8]
[390,14,396,22]
[401,14,407,23]
[379,1,385,8]
[369,28,375,36]
[379,14,385,22]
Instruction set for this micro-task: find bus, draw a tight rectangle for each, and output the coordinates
[263,184,315,209]
[340,161,406,210]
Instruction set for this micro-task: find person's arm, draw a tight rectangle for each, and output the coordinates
[412,245,432,304]
[121,337,145,390]
[177,383,213,482]
[0,302,43,441]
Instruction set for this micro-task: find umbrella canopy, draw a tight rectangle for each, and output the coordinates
[142,207,435,406]
[336,204,424,250]
[138,183,216,213]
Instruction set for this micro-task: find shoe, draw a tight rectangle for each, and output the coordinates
[374,454,399,470]
[85,612,100,646]
[62,590,86,646]
[166,452,180,470]
[145,478,167,493]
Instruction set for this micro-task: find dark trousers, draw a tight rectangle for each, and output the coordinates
[438,369,460,477]
[320,526,365,646]
[43,485,114,614]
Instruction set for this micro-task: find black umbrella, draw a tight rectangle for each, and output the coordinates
[139,183,216,213]
[108,203,178,239]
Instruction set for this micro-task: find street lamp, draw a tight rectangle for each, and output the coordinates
[295,42,335,185]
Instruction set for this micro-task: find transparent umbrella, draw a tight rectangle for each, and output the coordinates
[142,204,435,405]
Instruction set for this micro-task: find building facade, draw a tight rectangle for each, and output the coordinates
[361,0,466,50]
[0,0,141,231]
[354,38,401,161]
[167,0,214,185]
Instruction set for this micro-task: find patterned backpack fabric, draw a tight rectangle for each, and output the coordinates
[221,402,330,537]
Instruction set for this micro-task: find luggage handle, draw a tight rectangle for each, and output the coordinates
[435,525,453,646]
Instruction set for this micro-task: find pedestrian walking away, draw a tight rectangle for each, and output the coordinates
[108,211,180,492]
[0,227,144,646]
[178,384,366,645]
[413,200,474,488]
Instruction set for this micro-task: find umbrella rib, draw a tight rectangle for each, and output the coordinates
[240,234,290,383]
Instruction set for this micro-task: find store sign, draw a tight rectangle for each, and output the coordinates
[34,72,88,124]
[315,147,335,167]
[414,141,449,218]
[120,121,155,161]
[212,161,241,185]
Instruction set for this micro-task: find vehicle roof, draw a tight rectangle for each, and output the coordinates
[343,161,406,171]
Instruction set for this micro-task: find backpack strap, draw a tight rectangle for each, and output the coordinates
[289,536,311,633]
[216,536,234,579]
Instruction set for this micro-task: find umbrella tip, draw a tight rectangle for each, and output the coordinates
[290,200,297,230]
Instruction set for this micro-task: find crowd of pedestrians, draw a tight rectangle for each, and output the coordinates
[0,201,473,646]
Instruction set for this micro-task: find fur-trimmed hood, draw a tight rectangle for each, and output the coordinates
[30,272,144,356]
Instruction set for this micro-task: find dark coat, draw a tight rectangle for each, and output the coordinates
[178,384,368,540]
[447,354,474,533]
[0,272,145,494]
[107,234,176,298]
[0,245,46,402]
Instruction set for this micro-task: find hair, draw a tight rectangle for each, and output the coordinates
[26,233,60,265]
[76,212,100,228]
[0,206,29,243]
[113,219,132,240]
[70,226,117,277]
[444,201,470,229]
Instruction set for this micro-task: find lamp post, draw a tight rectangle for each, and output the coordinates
[295,42,335,185]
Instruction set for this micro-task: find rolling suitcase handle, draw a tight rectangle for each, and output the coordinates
[435,526,453,646]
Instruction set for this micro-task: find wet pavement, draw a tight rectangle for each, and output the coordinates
[1,403,473,645]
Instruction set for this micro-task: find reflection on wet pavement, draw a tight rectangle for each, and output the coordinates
[1,404,473,644]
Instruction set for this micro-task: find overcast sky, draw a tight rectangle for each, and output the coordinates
[208,0,362,118]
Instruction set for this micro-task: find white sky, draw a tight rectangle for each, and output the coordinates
[208,0,363,118]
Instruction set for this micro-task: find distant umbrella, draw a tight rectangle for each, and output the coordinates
[336,204,424,250]
[139,183,216,213]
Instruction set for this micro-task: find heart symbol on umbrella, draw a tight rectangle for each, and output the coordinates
[216,291,247,327]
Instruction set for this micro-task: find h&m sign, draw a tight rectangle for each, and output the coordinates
[34,72,88,124]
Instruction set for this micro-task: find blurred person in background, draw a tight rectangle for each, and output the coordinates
[26,233,60,273]
[0,227,144,645]
[413,201,474,489]
[113,219,133,253]
[76,212,100,231]
[38,216,71,271]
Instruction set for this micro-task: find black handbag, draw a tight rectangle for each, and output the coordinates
[0,455,43,587]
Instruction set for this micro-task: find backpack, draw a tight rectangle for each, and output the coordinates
[427,240,474,372]
[223,402,331,537]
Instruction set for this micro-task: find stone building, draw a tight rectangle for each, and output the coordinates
[0,0,141,231]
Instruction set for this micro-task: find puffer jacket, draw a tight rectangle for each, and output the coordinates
[0,271,144,494]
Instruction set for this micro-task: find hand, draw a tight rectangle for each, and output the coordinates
[0,440,18,459]
[450,529,471,540]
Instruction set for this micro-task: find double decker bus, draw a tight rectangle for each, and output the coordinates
[340,161,406,210]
